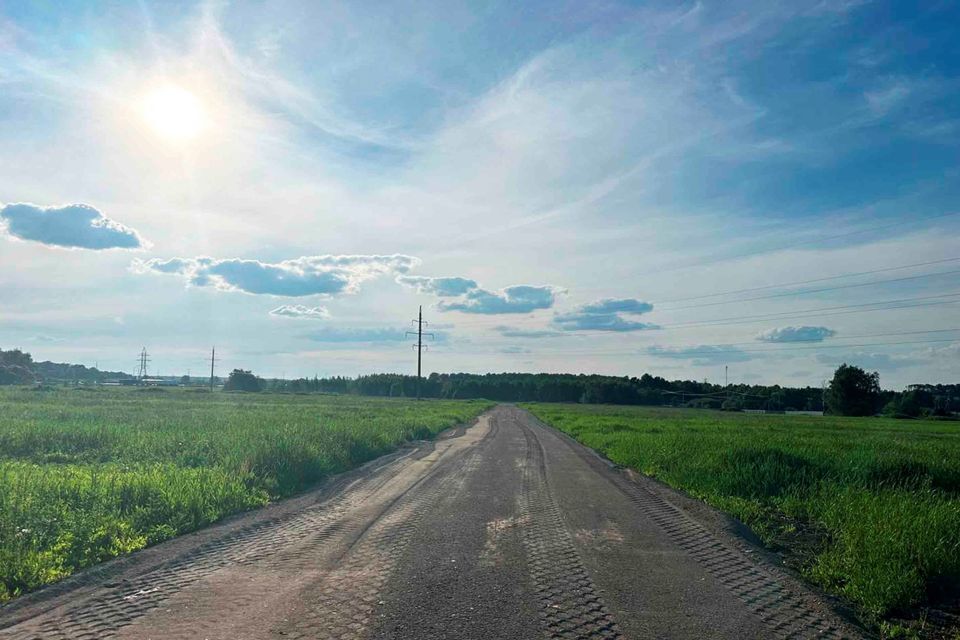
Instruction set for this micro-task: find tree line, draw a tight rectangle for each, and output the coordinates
[4,347,956,418]
[0,348,132,385]
[267,368,959,417]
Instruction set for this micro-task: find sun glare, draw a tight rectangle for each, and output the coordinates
[141,85,206,142]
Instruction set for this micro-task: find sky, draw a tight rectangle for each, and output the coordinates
[1,0,958,388]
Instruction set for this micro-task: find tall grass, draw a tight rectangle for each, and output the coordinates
[523,403,960,621]
[0,388,491,601]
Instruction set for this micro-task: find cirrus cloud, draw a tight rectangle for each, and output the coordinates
[0,202,145,250]
[132,254,419,297]
[757,326,836,343]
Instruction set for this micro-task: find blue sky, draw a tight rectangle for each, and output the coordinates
[1,0,958,387]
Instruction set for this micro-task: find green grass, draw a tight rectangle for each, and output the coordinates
[0,387,491,601]
[522,403,960,623]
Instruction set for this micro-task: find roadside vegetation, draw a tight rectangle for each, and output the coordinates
[0,387,491,601]
[522,402,960,633]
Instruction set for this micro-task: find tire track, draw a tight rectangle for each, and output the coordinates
[515,419,624,640]
[275,432,490,640]
[526,411,855,640]
[0,446,435,640]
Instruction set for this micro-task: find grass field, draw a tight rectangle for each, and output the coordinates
[0,387,491,602]
[523,403,960,629]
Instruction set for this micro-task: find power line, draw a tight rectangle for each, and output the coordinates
[653,256,960,305]
[681,327,960,346]
[659,267,960,310]
[443,292,960,337]
[629,210,960,279]
[475,327,960,352]
[471,336,960,358]
[667,292,960,329]
[645,337,957,357]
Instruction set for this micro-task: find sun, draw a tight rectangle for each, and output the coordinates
[140,84,206,142]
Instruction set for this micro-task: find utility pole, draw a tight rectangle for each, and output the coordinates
[725,365,730,406]
[209,347,218,392]
[406,305,434,400]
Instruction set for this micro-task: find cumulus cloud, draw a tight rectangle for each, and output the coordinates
[0,202,145,250]
[132,254,418,297]
[647,345,752,365]
[269,305,331,319]
[495,325,564,338]
[437,285,562,314]
[396,275,478,297]
[553,297,657,332]
[757,326,836,343]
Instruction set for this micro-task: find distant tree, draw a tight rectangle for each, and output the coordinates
[0,348,33,369]
[883,389,931,418]
[180,375,191,386]
[224,369,264,392]
[0,364,34,385]
[825,364,881,416]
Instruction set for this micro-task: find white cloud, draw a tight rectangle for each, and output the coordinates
[269,305,330,319]
[579,298,654,315]
[1,203,145,250]
[437,284,563,314]
[396,275,478,297]
[132,254,419,297]
[553,298,657,332]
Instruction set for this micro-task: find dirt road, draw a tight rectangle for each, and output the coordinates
[0,406,861,639]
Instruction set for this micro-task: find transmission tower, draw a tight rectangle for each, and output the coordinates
[136,347,150,381]
[406,305,434,400]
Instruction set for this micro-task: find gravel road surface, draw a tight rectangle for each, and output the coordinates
[0,405,862,639]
